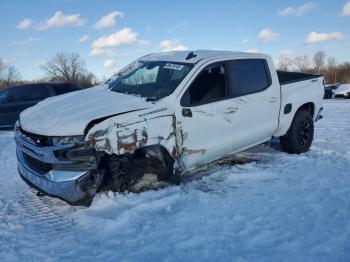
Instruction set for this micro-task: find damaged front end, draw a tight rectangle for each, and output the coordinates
[15,122,104,206]
[15,109,180,205]
[86,113,180,196]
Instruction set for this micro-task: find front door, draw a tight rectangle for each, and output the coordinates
[176,62,237,170]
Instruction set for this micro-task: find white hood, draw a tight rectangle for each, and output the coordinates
[333,84,350,95]
[20,86,152,136]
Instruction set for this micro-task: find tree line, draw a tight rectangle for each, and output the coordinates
[1,50,349,90]
[277,50,350,84]
[0,52,98,89]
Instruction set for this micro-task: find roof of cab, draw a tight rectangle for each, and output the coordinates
[141,50,267,64]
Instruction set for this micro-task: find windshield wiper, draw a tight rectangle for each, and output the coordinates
[146,96,159,102]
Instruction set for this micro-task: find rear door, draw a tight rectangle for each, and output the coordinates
[226,59,280,150]
[0,84,53,127]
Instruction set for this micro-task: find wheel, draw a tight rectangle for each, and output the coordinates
[98,146,179,193]
[279,110,314,154]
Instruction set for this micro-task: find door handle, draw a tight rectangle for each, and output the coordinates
[269,97,278,103]
[182,108,192,117]
[225,106,238,114]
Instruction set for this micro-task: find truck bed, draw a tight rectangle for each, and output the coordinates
[277,71,322,85]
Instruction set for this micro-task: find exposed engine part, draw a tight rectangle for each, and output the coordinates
[98,145,180,193]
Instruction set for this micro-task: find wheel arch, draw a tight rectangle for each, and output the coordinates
[274,101,316,137]
[296,102,315,118]
[97,143,178,193]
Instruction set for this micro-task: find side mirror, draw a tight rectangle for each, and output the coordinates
[182,108,192,118]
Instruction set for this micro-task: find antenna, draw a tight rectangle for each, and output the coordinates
[185,52,197,60]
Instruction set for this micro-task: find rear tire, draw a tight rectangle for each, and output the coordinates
[280,110,314,154]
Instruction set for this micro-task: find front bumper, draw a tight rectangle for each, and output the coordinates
[15,124,99,205]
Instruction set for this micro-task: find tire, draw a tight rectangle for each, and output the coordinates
[279,110,314,154]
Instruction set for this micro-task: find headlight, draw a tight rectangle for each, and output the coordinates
[52,135,84,146]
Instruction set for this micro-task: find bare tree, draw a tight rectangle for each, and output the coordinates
[277,56,293,71]
[327,57,337,83]
[294,55,310,72]
[0,58,21,88]
[78,71,98,88]
[336,62,350,84]
[0,58,8,82]
[41,52,96,87]
[4,66,21,86]
[313,51,326,74]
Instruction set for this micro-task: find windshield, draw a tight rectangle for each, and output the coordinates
[108,61,193,101]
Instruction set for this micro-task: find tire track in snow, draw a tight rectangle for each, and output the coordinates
[0,132,88,259]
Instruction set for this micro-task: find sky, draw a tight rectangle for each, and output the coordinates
[0,0,349,80]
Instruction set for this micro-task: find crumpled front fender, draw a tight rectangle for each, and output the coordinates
[86,112,177,158]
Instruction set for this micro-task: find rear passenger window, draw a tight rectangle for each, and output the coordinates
[7,85,50,102]
[29,85,51,99]
[53,84,80,95]
[228,59,271,97]
[181,63,228,106]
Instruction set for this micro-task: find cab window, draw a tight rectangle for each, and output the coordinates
[228,59,271,97]
[181,63,228,106]
[6,84,51,102]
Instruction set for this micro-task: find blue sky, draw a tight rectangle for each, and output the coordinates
[0,0,349,80]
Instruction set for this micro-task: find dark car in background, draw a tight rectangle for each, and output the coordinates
[0,83,81,129]
[324,83,341,99]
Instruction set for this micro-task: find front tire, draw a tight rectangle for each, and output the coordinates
[280,110,314,154]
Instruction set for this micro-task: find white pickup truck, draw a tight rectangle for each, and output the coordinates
[15,50,324,205]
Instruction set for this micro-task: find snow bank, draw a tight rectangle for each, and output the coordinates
[1,100,350,261]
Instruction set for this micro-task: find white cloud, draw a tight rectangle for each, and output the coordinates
[2,59,10,65]
[168,21,187,33]
[89,28,146,58]
[91,28,141,49]
[241,38,251,44]
[89,48,117,57]
[341,1,350,16]
[305,31,344,43]
[104,59,116,69]
[16,19,32,29]
[94,11,124,29]
[278,2,316,16]
[159,39,187,52]
[37,11,84,30]
[279,49,293,56]
[78,34,89,43]
[10,37,40,45]
[258,28,279,43]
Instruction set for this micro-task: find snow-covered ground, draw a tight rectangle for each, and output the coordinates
[1,99,350,262]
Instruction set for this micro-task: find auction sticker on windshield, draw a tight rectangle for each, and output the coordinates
[164,63,184,70]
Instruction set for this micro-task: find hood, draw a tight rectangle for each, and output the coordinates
[333,84,350,95]
[20,86,152,136]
